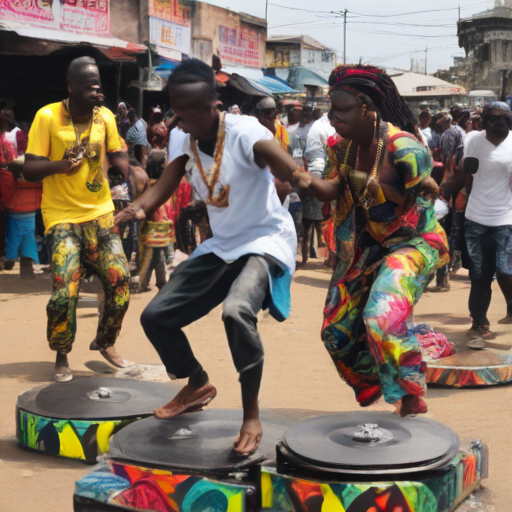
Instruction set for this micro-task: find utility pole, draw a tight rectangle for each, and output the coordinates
[265,0,268,20]
[343,9,348,64]
[425,46,428,75]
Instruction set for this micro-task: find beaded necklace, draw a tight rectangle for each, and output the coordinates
[189,112,230,208]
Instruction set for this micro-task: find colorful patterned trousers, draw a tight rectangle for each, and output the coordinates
[46,213,130,352]
[322,243,441,406]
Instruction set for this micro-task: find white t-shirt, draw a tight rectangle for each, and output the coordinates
[305,114,336,172]
[4,127,21,155]
[182,114,297,272]
[168,127,187,163]
[464,130,512,226]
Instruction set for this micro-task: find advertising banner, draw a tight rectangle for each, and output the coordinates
[218,25,262,68]
[0,0,58,28]
[150,16,191,56]
[149,0,190,27]
[0,0,111,37]
[60,0,110,37]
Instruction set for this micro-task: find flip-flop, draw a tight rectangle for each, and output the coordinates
[467,339,486,350]
[154,385,217,419]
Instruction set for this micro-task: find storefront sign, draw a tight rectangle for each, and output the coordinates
[218,25,262,68]
[0,0,110,36]
[149,0,190,27]
[0,0,58,27]
[150,17,191,56]
[60,0,110,37]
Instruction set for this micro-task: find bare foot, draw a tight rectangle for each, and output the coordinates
[498,315,512,325]
[90,340,133,368]
[154,383,217,419]
[392,395,428,417]
[233,418,263,455]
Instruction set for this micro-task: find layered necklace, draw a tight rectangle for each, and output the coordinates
[62,99,103,192]
[340,135,385,214]
[189,112,230,208]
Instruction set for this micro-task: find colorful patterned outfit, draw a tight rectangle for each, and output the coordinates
[322,123,449,406]
[26,101,130,352]
[46,213,130,352]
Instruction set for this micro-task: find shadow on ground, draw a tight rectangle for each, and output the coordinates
[0,437,89,468]
[293,275,330,289]
[0,275,52,297]
[415,312,472,326]
[0,362,94,383]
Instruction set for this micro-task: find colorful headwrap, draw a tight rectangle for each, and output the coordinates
[328,65,417,135]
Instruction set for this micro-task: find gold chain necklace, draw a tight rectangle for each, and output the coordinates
[62,99,104,192]
[339,136,385,213]
[189,112,230,208]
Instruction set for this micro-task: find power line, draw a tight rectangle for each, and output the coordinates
[268,1,487,17]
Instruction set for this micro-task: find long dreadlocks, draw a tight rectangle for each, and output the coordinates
[329,65,418,137]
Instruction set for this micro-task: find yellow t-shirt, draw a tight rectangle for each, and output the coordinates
[27,101,122,231]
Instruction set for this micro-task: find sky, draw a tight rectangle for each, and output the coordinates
[200,0,497,73]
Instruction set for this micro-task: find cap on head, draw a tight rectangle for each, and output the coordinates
[256,96,277,110]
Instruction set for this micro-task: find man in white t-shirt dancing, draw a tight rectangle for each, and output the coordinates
[464,102,512,339]
[116,59,311,455]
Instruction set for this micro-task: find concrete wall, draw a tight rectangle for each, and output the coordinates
[191,2,266,69]
[300,48,336,76]
[111,0,142,43]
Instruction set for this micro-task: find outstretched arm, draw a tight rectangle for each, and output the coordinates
[253,139,311,188]
[308,176,342,203]
[115,155,188,224]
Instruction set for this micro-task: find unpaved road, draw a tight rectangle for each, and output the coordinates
[0,261,508,511]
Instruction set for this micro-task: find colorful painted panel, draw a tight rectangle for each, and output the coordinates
[427,364,512,387]
[16,408,137,463]
[75,461,251,512]
[261,444,485,512]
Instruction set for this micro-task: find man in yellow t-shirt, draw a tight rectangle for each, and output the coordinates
[24,56,132,382]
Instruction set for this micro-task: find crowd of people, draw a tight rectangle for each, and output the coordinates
[0,54,511,454]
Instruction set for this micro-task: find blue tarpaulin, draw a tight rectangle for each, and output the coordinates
[253,76,298,94]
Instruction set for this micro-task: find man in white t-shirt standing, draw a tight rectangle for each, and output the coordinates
[116,59,311,455]
[464,102,512,338]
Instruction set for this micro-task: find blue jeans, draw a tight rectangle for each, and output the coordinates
[465,219,512,326]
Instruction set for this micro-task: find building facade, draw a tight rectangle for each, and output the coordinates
[266,35,336,78]
[458,1,512,93]
[190,1,267,70]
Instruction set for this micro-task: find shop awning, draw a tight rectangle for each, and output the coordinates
[287,66,329,89]
[228,73,272,96]
[0,19,146,61]
[216,72,297,96]
[253,76,298,94]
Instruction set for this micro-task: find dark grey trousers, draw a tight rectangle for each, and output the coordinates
[141,252,269,379]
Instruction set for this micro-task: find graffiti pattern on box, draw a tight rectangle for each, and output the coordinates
[75,461,250,512]
[261,446,483,512]
[427,363,512,387]
[17,409,135,462]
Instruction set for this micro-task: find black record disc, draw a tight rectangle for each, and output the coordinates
[17,377,181,420]
[110,409,287,471]
[280,412,459,474]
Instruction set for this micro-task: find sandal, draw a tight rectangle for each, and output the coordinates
[467,339,486,350]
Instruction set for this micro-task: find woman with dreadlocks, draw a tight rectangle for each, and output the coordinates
[306,66,449,416]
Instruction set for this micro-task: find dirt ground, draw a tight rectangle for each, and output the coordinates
[0,260,509,512]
